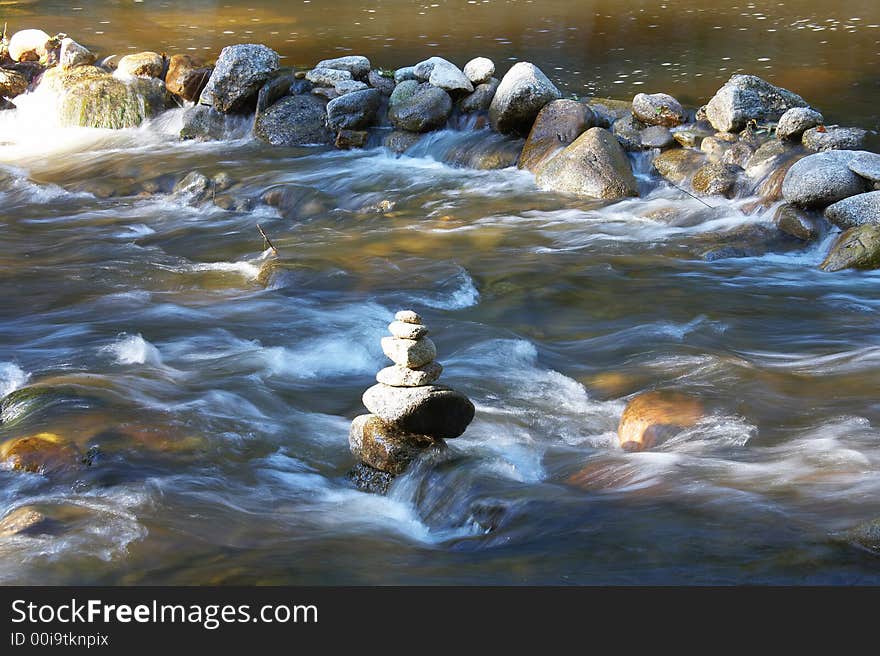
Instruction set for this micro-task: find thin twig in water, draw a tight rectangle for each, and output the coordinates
[257,223,278,256]
[667,180,715,209]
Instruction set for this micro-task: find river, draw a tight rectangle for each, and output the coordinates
[1,0,879,584]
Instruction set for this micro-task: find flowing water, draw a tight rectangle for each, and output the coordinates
[1,0,880,584]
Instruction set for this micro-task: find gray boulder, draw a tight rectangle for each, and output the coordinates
[849,152,880,183]
[535,127,638,199]
[776,107,823,140]
[459,78,499,113]
[705,74,808,132]
[782,150,868,207]
[464,57,495,85]
[824,191,880,229]
[306,67,352,87]
[254,95,333,146]
[612,114,645,151]
[394,66,417,83]
[388,81,452,132]
[362,384,475,439]
[326,88,381,130]
[368,70,395,95]
[488,62,562,135]
[414,57,472,93]
[334,80,369,95]
[820,224,880,272]
[640,125,675,149]
[315,55,371,80]
[180,105,228,140]
[802,126,868,152]
[632,92,685,127]
[199,44,279,113]
[519,99,594,172]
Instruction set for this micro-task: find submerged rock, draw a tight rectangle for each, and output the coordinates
[820,225,880,272]
[632,92,685,127]
[335,129,369,149]
[519,99,594,172]
[165,54,212,102]
[199,43,279,113]
[535,127,638,199]
[349,414,439,474]
[823,191,880,229]
[388,81,452,132]
[617,391,704,451]
[326,88,380,130]
[843,518,880,553]
[781,150,868,208]
[117,51,164,79]
[42,65,167,129]
[347,462,395,494]
[704,74,808,132]
[172,171,210,203]
[802,126,868,152]
[254,94,333,146]
[488,61,562,135]
[776,107,823,140]
[0,432,81,475]
[0,507,51,537]
[384,129,423,153]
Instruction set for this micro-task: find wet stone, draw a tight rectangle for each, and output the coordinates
[376,361,443,387]
[388,320,429,340]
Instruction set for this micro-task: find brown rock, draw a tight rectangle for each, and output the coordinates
[617,391,704,451]
[165,54,212,101]
[0,432,80,474]
[349,414,441,474]
[518,99,593,172]
[335,129,369,149]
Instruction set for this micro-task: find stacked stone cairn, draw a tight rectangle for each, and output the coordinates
[347,310,475,494]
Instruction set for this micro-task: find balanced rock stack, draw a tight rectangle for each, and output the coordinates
[348,310,475,493]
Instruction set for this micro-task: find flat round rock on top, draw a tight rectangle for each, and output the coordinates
[849,152,880,182]
[388,320,428,340]
[381,336,437,368]
[315,55,371,79]
[395,310,423,324]
[464,57,495,85]
[632,92,685,127]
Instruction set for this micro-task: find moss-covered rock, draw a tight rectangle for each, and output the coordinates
[41,65,167,129]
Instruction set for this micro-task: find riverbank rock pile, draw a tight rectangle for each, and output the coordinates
[347,310,475,494]
[3,28,879,270]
